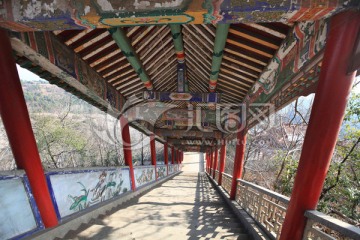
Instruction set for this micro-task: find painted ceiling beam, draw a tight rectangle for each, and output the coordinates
[0,1,358,32]
[170,24,189,92]
[143,91,220,103]
[109,28,153,91]
[155,129,223,139]
[209,24,230,92]
[168,139,215,146]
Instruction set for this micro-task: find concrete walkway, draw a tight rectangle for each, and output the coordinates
[62,154,251,240]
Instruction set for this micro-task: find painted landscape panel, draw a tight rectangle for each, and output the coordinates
[47,167,131,219]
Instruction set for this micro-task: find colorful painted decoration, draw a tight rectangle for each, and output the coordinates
[143,91,221,103]
[244,18,328,106]
[0,0,356,31]
[46,167,131,219]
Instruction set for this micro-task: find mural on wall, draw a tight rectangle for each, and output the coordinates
[0,0,357,31]
[244,18,328,106]
[133,166,156,188]
[47,167,131,219]
[0,173,43,239]
[156,166,167,179]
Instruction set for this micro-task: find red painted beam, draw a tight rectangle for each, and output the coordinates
[280,11,360,240]
[212,147,219,179]
[164,142,169,175]
[0,29,58,227]
[150,134,157,179]
[120,117,136,191]
[218,140,227,185]
[230,130,247,200]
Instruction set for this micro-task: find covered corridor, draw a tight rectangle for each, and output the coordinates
[0,2,359,240]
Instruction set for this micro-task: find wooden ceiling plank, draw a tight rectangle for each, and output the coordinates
[139,28,170,60]
[183,25,213,52]
[218,76,249,92]
[221,58,259,78]
[201,24,216,38]
[132,25,156,47]
[245,23,287,39]
[184,44,211,68]
[226,38,273,58]
[183,35,212,60]
[75,32,111,55]
[144,39,174,67]
[68,29,107,49]
[89,49,122,67]
[219,73,250,91]
[228,28,279,50]
[56,30,82,42]
[85,43,120,65]
[150,58,177,77]
[224,48,267,66]
[136,25,167,54]
[93,54,126,71]
[106,66,134,82]
[153,65,177,85]
[99,59,129,76]
[220,67,255,85]
[113,74,139,87]
[192,24,215,46]
[186,59,210,81]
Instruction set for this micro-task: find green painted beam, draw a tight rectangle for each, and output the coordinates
[209,24,230,92]
[109,28,153,90]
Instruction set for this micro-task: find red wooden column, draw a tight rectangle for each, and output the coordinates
[176,150,179,164]
[206,151,209,173]
[280,11,360,240]
[0,29,58,227]
[209,147,213,176]
[218,140,227,185]
[150,134,157,179]
[164,142,169,175]
[212,146,219,179]
[171,146,175,164]
[119,117,136,191]
[230,130,247,200]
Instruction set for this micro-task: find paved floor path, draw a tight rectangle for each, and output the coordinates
[63,154,251,240]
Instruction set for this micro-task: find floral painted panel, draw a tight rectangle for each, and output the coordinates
[133,166,156,188]
[46,167,131,219]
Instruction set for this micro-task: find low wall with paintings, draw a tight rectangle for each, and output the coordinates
[133,165,156,188]
[45,167,131,220]
[0,171,43,240]
[0,163,181,239]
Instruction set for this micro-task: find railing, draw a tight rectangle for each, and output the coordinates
[236,179,289,240]
[303,210,360,240]
[222,173,232,194]
[214,170,219,182]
